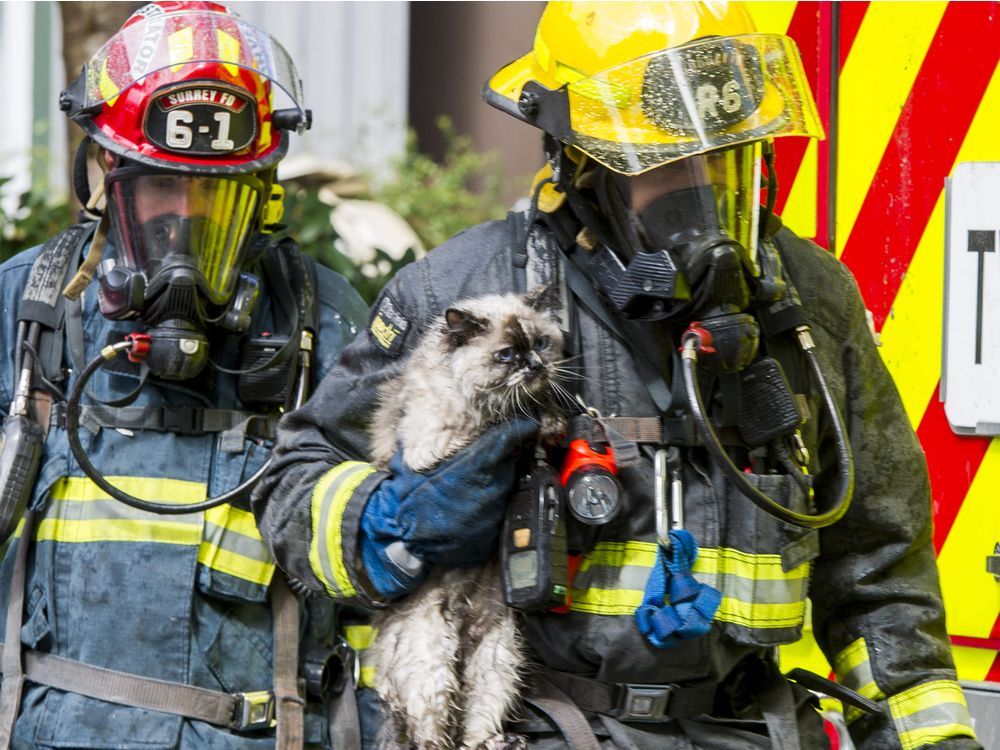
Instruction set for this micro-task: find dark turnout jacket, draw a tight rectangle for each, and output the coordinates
[253,213,980,750]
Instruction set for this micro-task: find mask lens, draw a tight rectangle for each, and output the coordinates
[108,170,262,304]
[703,143,761,270]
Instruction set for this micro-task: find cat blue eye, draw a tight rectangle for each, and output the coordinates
[494,347,516,363]
[534,336,551,351]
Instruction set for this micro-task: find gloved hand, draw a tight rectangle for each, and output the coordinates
[360,417,539,599]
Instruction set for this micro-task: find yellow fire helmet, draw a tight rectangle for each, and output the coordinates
[484,1,824,175]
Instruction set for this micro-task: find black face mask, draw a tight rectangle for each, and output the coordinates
[638,185,752,320]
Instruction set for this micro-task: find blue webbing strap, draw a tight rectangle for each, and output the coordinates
[634,529,722,649]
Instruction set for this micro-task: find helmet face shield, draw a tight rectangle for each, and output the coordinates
[537,33,823,175]
[107,168,263,304]
[82,9,304,118]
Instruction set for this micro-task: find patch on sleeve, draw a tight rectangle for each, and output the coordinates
[368,292,410,356]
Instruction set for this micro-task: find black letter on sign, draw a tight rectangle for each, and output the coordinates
[968,229,996,365]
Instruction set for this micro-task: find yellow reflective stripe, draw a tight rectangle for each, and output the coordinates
[205,503,259,539]
[39,477,204,545]
[358,666,376,690]
[834,637,870,675]
[343,624,376,651]
[216,28,241,77]
[696,547,809,581]
[98,59,120,106]
[713,597,804,628]
[197,540,274,586]
[890,680,977,750]
[570,541,807,627]
[202,503,276,585]
[833,637,884,699]
[309,462,375,598]
[168,26,194,69]
[35,517,200,545]
[343,624,378,689]
[42,477,273,586]
[50,476,207,504]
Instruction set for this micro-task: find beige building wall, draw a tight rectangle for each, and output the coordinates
[409,1,547,206]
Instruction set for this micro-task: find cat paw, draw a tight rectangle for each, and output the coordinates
[539,412,568,445]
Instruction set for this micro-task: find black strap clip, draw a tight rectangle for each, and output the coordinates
[160,406,203,435]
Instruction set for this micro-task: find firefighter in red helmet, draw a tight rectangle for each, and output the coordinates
[0,3,376,747]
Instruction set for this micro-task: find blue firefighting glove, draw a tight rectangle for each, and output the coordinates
[359,417,539,599]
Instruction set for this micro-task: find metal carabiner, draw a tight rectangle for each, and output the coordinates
[654,447,684,550]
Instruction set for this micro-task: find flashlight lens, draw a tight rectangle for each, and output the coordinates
[567,472,622,525]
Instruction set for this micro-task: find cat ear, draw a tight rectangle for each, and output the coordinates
[444,308,488,347]
[524,282,560,313]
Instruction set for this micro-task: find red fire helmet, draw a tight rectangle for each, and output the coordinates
[60,1,310,175]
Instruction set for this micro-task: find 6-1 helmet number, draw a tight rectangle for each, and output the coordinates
[166,110,235,151]
[145,82,257,157]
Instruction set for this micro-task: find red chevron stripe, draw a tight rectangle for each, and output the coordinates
[773,2,822,218]
[838,2,869,67]
[774,1,868,247]
[915,386,991,553]
[838,3,1000,328]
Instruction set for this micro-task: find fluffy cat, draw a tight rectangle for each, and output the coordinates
[369,286,566,750]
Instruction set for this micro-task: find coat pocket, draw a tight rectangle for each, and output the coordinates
[710,472,818,647]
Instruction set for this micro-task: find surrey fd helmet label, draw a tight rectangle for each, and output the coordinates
[144,81,257,156]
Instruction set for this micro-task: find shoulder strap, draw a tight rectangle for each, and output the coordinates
[19,223,95,384]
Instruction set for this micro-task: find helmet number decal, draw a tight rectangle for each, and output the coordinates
[643,40,766,137]
[145,82,257,157]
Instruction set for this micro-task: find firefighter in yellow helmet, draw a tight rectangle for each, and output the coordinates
[254,3,981,748]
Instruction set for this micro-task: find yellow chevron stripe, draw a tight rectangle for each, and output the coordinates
[835,2,947,257]
[781,136,818,240]
[950,645,997,683]
[937,438,1000,640]
[877,196,945,429]
[745,2,797,37]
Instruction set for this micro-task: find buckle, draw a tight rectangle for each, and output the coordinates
[161,406,202,435]
[232,690,276,731]
[619,684,674,722]
[160,406,204,435]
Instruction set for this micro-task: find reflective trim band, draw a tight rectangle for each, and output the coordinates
[343,624,376,651]
[569,541,808,628]
[200,504,275,587]
[832,637,885,722]
[889,680,977,750]
[344,624,377,689]
[309,462,376,599]
[50,476,207,504]
[39,477,204,545]
[33,477,274,587]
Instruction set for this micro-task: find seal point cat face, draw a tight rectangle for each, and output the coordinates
[441,289,563,416]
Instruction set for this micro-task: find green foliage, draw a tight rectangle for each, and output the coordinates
[373,117,507,252]
[0,177,73,263]
[283,117,508,303]
[280,183,418,304]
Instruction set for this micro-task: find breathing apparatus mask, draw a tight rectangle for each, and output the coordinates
[98,162,265,380]
[574,142,763,373]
